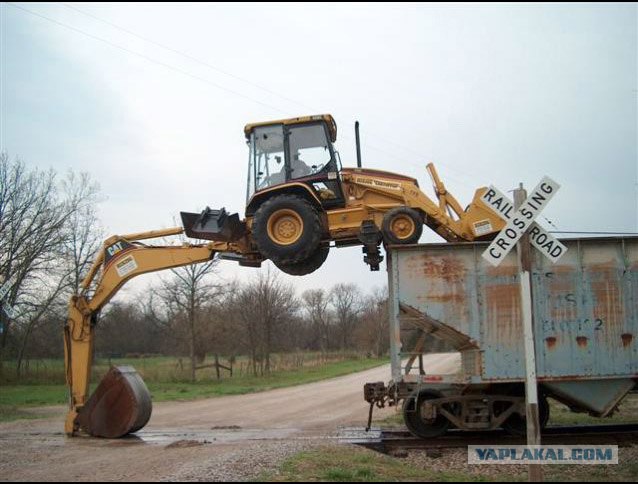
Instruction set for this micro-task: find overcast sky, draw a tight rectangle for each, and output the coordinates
[1,2,637,298]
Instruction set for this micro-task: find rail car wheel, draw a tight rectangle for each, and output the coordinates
[498,389,550,436]
[275,245,330,276]
[382,207,423,245]
[253,194,323,265]
[402,391,450,439]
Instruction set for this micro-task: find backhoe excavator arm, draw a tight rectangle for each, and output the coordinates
[64,227,244,437]
[426,162,466,221]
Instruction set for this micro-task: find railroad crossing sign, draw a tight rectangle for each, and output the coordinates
[480,178,565,482]
[0,273,17,302]
[0,274,18,320]
[481,176,566,266]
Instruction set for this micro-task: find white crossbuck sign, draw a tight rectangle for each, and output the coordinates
[0,274,19,320]
[481,176,567,266]
[0,274,17,303]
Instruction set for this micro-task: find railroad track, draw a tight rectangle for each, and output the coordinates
[339,424,638,452]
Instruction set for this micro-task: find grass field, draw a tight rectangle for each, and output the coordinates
[1,351,365,385]
[0,353,387,422]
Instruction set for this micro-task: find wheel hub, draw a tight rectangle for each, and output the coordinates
[391,215,415,240]
[267,209,304,246]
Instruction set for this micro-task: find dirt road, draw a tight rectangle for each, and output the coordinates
[0,354,460,481]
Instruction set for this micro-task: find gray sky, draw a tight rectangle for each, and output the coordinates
[1,2,637,297]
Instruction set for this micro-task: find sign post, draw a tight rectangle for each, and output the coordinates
[481,176,564,482]
[514,184,543,482]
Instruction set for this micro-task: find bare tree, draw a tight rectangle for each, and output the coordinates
[152,257,221,382]
[302,288,332,352]
[354,286,389,357]
[60,171,104,294]
[96,301,165,357]
[330,283,361,350]
[0,154,100,376]
[232,286,261,375]
[235,271,298,375]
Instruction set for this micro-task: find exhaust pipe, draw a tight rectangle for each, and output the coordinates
[355,121,362,168]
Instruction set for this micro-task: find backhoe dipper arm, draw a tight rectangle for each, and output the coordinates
[64,227,238,436]
[426,162,465,220]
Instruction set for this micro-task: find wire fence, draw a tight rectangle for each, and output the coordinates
[0,351,372,385]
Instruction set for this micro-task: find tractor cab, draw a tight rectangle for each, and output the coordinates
[245,115,345,210]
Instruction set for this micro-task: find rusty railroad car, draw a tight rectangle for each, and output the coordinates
[365,237,637,438]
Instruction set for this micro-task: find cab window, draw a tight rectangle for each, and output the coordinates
[287,124,333,179]
[248,125,286,200]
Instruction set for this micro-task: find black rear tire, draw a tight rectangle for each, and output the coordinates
[253,194,323,265]
[275,246,329,276]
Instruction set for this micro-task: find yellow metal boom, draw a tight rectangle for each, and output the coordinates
[63,227,243,436]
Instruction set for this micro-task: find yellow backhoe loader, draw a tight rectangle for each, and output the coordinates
[65,114,506,438]
[180,114,505,274]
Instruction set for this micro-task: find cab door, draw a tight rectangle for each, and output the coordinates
[285,122,345,209]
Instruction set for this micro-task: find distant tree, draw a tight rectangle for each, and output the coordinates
[302,288,332,352]
[60,171,104,295]
[354,286,389,357]
[0,154,100,377]
[330,283,361,350]
[150,256,221,382]
[96,301,165,357]
[235,271,298,375]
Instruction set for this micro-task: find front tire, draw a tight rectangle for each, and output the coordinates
[253,194,323,265]
[275,246,329,276]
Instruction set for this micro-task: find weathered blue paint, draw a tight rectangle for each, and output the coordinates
[542,379,635,416]
[390,237,637,414]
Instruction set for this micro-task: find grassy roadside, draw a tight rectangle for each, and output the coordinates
[0,356,388,422]
[146,357,387,400]
[261,394,638,482]
[261,445,638,482]
[259,446,512,482]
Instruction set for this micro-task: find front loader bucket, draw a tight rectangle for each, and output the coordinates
[181,207,246,242]
[76,366,152,438]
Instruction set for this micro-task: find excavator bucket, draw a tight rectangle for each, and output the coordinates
[181,207,246,242]
[76,366,152,438]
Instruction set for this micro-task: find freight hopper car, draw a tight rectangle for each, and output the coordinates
[365,236,637,438]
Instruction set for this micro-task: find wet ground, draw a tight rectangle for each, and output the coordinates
[0,355,461,481]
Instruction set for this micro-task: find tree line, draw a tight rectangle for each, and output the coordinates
[0,154,389,381]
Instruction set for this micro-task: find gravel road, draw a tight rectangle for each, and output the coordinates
[0,354,460,481]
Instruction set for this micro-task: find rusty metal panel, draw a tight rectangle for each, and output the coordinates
[390,237,638,383]
[534,239,638,378]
